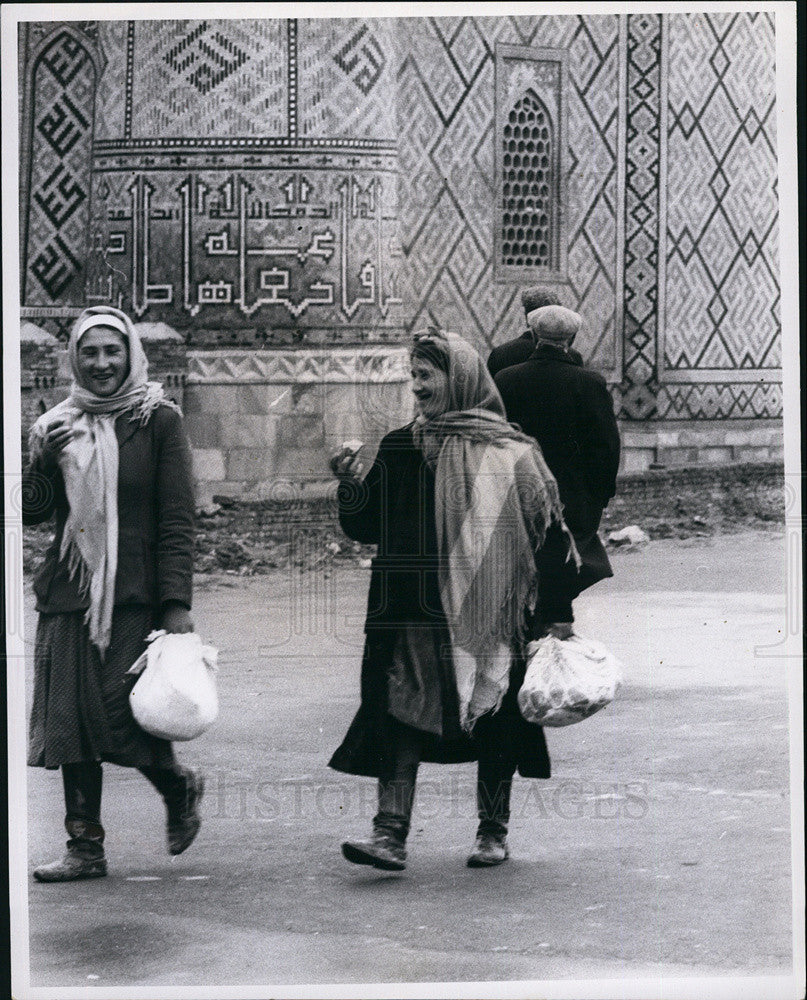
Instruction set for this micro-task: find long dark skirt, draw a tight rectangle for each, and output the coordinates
[28,605,176,770]
[329,627,551,780]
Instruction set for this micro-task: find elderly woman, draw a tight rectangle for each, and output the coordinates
[23,306,202,882]
[329,329,577,871]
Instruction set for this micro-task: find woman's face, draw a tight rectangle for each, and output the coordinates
[76,326,130,396]
[411,357,450,419]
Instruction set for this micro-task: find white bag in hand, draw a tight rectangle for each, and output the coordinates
[128,630,219,741]
[518,634,623,727]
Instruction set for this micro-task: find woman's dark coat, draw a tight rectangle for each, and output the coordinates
[23,404,195,614]
[328,424,559,781]
[493,344,621,595]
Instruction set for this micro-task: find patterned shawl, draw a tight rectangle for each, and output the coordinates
[29,306,180,656]
[412,330,578,731]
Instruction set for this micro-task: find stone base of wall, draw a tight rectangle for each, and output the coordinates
[619,420,784,473]
[184,346,413,506]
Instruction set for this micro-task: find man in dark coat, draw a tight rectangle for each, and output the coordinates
[494,305,621,619]
[487,286,583,378]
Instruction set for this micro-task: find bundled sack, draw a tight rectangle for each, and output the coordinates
[518,633,623,727]
[128,630,219,741]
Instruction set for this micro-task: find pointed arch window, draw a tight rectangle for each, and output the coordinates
[495,45,568,282]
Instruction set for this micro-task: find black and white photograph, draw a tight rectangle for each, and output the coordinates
[2,2,803,998]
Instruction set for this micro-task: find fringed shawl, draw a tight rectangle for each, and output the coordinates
[28,307,180,656]
[412,330,578,731]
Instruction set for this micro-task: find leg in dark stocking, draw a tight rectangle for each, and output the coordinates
[33,762,107,882]
[139,764,205,855]
[342,722,422,871]
[467,751,516,867]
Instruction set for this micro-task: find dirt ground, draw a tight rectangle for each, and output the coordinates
[13,529,800,997]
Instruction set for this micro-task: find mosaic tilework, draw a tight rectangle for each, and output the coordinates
[23,29,97,306]
[398,15,621,374]
[93,20,127,139]
[655,381,782,420]
[619,12,662,420]
[297,18,396,139]
[664,12,779,373]
[85,156,403,340]
[129,20,287,137]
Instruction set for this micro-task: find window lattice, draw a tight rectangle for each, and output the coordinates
[501,92,554,268]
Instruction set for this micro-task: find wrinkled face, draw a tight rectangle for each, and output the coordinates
[411,357,450,419]
[76,326,130,396]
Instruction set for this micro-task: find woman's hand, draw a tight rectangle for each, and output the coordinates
[41,418,74,467]
[329,447,364,481]
[161,602,194,634]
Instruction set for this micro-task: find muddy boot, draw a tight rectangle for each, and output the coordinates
[34,762,107,882]
[342,821,407,871]
[470,759,514,867]
[34,818,107,882]
[140,765,205,855]
[467,823,509,867]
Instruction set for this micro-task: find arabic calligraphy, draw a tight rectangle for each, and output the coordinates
[91,168,402,323]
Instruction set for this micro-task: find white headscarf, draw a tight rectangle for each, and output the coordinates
[29,307,180,656]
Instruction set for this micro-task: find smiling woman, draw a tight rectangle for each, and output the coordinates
[75,325,130,397]
[328,328,580,872]
[23,306,204,883]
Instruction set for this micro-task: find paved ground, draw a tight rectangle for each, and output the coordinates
[16,531,799,993]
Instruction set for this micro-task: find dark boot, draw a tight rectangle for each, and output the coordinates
[34,763,107,882]
[342,723,419,872]
[469,757,514,868]
[467,827,509,867]
[342,820,408,871]
[140,765,205,855]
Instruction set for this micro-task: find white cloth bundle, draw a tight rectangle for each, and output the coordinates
[128,631,219,741]
[518,634,623,727]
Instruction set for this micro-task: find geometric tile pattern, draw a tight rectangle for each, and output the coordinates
[619,13,662,420]
[93,20,128,139]
[130,19,288,137]
[298,18,396,139]
[617,11,781,421]
[664,12,779,374]
[655,381,782,420]
[187,346,410,383]
[18,14,782,425]
[23,29,96,305]
[398,14,621,374]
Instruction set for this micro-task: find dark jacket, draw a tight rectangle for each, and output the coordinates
[494,344,620,592]
[23,404,195,614]
[329,424,562,780]
[487,329,584,378]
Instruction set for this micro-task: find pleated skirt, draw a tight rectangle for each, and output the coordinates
[28,605,176,770]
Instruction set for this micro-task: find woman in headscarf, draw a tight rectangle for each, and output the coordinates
[23,306,202,882]
[329,328,578,871]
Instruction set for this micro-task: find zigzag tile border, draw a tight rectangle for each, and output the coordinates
[186,345,411,383]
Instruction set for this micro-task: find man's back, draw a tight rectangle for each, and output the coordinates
[488,331,584,378]
[494,344,620,518]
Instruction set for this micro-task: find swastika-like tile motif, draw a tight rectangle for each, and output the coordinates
[130,20,287,137]
[298,18,396,139]
[397,15,621,375]
[23,30,96,305]
[664,12,779,374]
